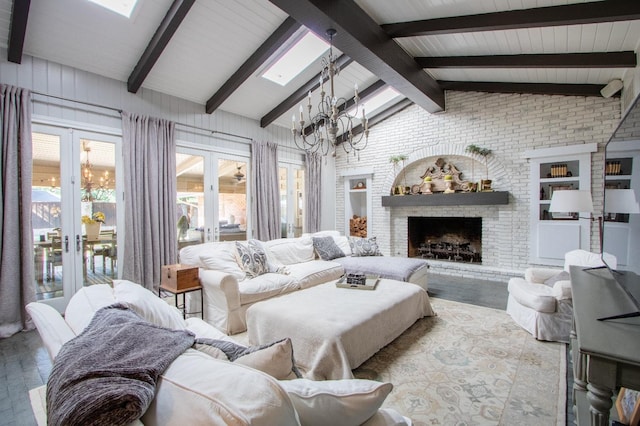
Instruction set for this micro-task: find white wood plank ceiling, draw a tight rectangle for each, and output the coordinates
[1,0,639,130]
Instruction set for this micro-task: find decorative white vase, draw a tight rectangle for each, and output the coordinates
[85,222,101,240]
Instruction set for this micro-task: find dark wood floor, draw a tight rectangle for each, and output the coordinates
[1,273,573,425]
[427,273,508,310]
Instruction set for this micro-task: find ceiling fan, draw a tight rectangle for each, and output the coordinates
[233,165,245,182]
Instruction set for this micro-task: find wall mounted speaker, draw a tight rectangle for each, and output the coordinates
[601,79,623,98]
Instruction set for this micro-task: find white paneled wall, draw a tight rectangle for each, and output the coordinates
[0,50,336,232]
[335,90,621,281]
[0,48,293,153]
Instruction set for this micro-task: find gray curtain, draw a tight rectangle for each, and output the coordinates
[0,84,35,338]
[251,140,280,241]
[121,112,177,291]
[304,152,322,233]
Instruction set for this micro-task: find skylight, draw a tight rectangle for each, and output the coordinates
[88,0,139,18]
[349,87,403,117]
[262,31,329,86]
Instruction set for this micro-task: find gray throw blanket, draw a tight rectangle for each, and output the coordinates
[333,256,428,282]
[46,304,195,426]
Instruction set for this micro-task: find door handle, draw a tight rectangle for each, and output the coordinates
[76,235,81,252]
[207,228,212,242]
[65,236,70,253]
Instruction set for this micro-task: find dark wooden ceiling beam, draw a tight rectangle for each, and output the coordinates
[127,0,195,93]
[260,54,352,127]
[7,0,31,64]
[207,17,301,114]
[350,98,414,137]
[383,0,640,37]
[417,52,637,69]
[268,0,445,113]
[438,81,611,97]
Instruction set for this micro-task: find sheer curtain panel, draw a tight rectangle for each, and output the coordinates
[0,84,35,338]
[304,152,322,233]
[121,112,177,291]
[251,140,281,241]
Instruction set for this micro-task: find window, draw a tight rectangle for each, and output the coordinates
[88,0,139,18]
[262,31,328,86]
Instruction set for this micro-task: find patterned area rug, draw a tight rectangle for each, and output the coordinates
[353,298,567,425]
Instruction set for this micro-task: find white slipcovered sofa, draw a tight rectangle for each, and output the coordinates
[179,231,430,334]
[506,249,616,343]
[27,280,411,426]
[179,236,345,334]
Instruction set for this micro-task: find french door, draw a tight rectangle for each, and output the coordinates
[31,124,122,311]
[176,147,250,249]
[279,162,305,238]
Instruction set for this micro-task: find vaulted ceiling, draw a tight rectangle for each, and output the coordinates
[2,0,640,132]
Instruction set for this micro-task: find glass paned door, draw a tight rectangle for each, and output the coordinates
[31,126,122,311]
[175,149,250,250]
[78,137,119,287]
[176,152,207,249]
[279,163,305,238]
[32,132,65,304]
[218,158,248,241]
[279,167,288,238]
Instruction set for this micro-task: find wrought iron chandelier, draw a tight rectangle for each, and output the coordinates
[81,141,111,201]
[291,29,369,158]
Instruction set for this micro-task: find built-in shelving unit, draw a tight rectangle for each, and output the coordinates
[538,160,581,221]
[342,170,372,238]
[602,144,640,272]
[604,156,633,224]
[525,143,597,266]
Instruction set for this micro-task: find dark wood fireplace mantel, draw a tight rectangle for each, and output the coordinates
[381,191,509,207]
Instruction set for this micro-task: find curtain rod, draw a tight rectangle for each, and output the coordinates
[31,91,256,144]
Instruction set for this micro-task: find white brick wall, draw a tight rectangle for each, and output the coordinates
[335,91,620,281]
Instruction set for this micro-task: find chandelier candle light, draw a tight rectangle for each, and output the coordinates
[291,29,369,158]
[81,141,111,201]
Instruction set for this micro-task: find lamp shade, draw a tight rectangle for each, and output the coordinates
[605,189,640,214]
[549,190,594,213]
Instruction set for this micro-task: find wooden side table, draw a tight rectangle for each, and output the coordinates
[159,264,203,319]
[159,283,203,320]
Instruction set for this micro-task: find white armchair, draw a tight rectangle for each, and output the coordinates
[506,249,616,343]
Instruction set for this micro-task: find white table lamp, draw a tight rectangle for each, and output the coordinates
[604,189,640,214]
[549,190,594,215]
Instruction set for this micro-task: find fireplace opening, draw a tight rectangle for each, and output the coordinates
[408,217,482,263]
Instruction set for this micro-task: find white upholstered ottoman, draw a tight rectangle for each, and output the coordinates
[246,279,435,380]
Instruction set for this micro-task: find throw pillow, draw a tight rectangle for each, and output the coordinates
[333,235,352,256]
[543,270,570,287]
[192,343,228,360]
[113,280,186,330]
[248,239,270,276]
[349,236,382,257]
[194,337,301,380]
[278,378,393,426]
[198,243,246,280]
[235,241,255,277]
[312,236,345,261]
[235,240,270,278]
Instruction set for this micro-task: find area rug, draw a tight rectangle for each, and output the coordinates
[353,297,567,426]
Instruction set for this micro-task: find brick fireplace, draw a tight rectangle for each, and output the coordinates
[386,202,520,282]
[408,216,482,263]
